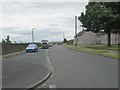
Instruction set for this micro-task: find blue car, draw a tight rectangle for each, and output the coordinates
[26,44,38,53]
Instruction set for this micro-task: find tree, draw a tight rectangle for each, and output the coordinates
[78,2,120,46]
[63,38,67,43]
[2,35,11,43]
[5,35,11,43]
[2,39,6,43]
[103,2,120,33]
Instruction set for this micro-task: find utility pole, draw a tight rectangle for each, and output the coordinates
[32,28,35,43]
[63,33,65,41]
[80,25,83,31]
[63,33,65,39]
[75,16,78,48]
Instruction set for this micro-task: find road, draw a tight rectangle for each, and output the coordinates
[2,48,50,88]
[2,45,118,88]
[44,45,118,88]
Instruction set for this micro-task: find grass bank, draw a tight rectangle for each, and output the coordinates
[64,44,119,60]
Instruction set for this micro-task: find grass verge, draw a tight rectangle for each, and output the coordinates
[64,44,119,60]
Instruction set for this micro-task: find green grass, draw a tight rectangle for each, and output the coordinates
[64,44,119,60]
[85,45,120,51]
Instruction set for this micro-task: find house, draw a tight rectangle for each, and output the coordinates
[97,33,120,45]
[74,31,120,45]
[74,31,97,45]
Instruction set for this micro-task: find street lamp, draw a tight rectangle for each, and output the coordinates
[80,25,84,31]
[32,28,35,43]
[75,16,78,48]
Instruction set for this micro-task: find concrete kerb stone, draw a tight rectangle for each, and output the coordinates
[2,51,25,58]
[25,69,52,90]
[2,48,52,89]
[25,50,53,90]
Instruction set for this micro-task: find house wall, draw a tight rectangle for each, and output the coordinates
[99,34,107,44]
[118,34,120,44]
[100,33,120,45]
[74,31,120,45]
[77,31,97,45]
[111,33,120,44]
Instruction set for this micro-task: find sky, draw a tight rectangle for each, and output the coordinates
[1,1,88,43]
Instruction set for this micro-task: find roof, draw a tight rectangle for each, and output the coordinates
[74,31,96,37]
[41,40,48,43]
[74,31,85,37]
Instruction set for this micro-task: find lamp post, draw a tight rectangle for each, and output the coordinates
[75,16,78,48]
[32,28,35,43]
[80,25,83,31]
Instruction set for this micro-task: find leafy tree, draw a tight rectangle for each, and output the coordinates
[78,2,120,46]
[5,35,11,43]
[103,2,120,33]
[2,39,6,43]
[2,35,11,43]
[63,38,67,43]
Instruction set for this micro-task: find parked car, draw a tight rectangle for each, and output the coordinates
[26,44,38,53]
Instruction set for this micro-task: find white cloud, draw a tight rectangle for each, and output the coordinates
[1,2,88,42]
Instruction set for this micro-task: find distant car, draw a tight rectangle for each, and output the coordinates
[49,43,53,47]
[41,44,49,49]
[26,44,38,53]
[41,40,49,49]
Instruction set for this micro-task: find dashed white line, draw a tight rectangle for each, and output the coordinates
[42,83,46,87]
[46,50,54,73]
[46,80,50,83]
[49,84,56,88]
[45,50,56,89]
[50,75,53,78]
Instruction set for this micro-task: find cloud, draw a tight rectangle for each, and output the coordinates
[1,2,88,42]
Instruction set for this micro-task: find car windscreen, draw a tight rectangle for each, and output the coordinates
[28,44,36,47]
[42,43,47,44]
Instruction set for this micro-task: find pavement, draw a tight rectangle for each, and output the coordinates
[2,51,25,58]
[2,48,51,88]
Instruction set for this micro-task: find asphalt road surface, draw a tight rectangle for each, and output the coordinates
[2,48,50,88]
[44,45,118,88]
[2,45,118,88]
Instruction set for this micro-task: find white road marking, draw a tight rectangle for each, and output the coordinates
[46,80,50,83]
[49,84,56,88]
[45,50,56,89]
[42,83,46,87]
[46,50,54,73]
[50,75,53,78]
[37,86,41,88]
